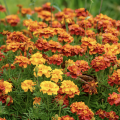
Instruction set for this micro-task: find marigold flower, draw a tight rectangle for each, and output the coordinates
[21,80,36,92]
[61,115,75,120]
[107,92,120,106]
[0,5,6,12]
[95,109,107,119]
[51,21,62,28]
[108,69,120,86]
[21,8,33,16]
[51,69,63,83]
[3,81,12,94]
[30,52,46,65]
[65,59,75,68]
[0,118,6,120]
[49,54,63,65]
[13,55,31,68]
[106,111,119,120]
[42,2,55,12]
[75,60,90,72]
[82,80,98,95]
[70,101,94,120]
[69,24,85,36]
[35,39,49,52]
[33,64,52,78]
[0,52,5,61]
[102,33,118,44]
[33,97,41,105]
[40,81,59,95]
[6,15,20,26]
[34,7,42,13]
[0,80,5,95]
[60,80,80,98]
[85,30,96,39]
[91,56,110,72]
[48,40,62,53]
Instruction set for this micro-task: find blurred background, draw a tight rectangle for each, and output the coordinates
[0,0,120,20]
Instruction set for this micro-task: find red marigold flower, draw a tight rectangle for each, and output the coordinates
[82,80,98,95]
[0,118,6,120]
[116,20,120,31]
[35,38,49,52]
[48,40,62,53]
[91,56,110,72]
[107,92,120,106]
[102,33,118,44]
[0,80,5,96]
[55,12,65,21]
[70,101,94,120]
[0,5,6,12]
[49,54,63,65]
[75,60,90,72]
[108,69,120,86]
[6,15,20,26]
[106,111,119,120]
[95,109,107,119]
[13,56,31,68]
[69,24,85,36]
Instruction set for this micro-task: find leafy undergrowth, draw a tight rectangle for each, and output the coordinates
[0,1,120,120]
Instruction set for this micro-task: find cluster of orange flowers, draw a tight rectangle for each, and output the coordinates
[107,92,120,106]
[52,115,74,120]
[95,109,119,120]
[70,101,94,120]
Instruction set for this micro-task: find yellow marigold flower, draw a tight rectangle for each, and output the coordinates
[51,69,63,83]
[40,81,59,95]
[30,52,46,65]
[33,64,52,78]
[33,97,41,105]
[60,80,80,98]
[65,59,75,67]
[3,81,13,94]
[21,80,36,92]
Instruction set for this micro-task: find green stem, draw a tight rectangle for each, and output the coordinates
[3,0,10,15]
[59,105,61,117]
[87,94,91,106]
[47,95,49,120]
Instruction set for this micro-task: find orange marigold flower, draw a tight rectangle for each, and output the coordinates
[61,115,75,120]
[82,80,98,95]
[34,7,42,13]
[75,8,90,17]
[102,33,118,44]
[6,15,20,26]
[33,64,52,78]
[0,80,5,96]
[35,39,49,52]
[67,65,82,78]
[55,12,65,21]
[21,80,36,92]
[75,60,90,72]
[95,109,107,119]
[116,20,120,31]
[77,19,92,29]
[48,40,62,53]
[0,5,6,12]
[6,31,30,43]
[51,21,62,28]
[51,69,63,83]
[33,97,41,105]
[62,44,73,57]
[38,10,54,21]
[89,43,105,55]
[70,101,94,120]
[30,52,46,65]
[85,30,96,39]
[21,8,33,16]
[42,2,55,12]
[40,81,59,95]
[108,69,120,86]
[13,56,31,68]
[91,56,110,72]
[106,111,119,120]
[81,37,96,48]
[0,118,6,120]
[49,54,63,65]
[107,92,120,106]
[69,24,85,36]
[33,27,56,39]
[60,80,80,98]
[105,27,119,37]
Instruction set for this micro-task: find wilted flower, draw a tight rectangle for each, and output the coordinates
[40,81,59,95]
[33,97,41,105]
[21,80,36,92]
[60,80,80,98]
